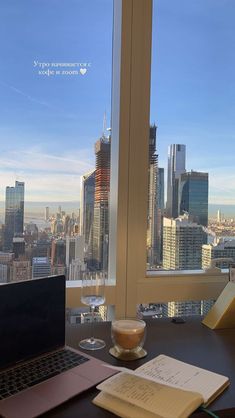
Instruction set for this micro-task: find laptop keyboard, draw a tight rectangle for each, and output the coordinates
[0,349,90,400]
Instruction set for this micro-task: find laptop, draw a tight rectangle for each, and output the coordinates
[0,275,116,418]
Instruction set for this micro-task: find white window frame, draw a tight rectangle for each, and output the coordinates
[66,0,228,317]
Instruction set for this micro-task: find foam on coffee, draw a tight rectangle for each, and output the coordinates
[112,319,145,350]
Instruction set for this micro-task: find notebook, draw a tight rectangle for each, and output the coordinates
[0,275,116,418]
[93,354,229,418]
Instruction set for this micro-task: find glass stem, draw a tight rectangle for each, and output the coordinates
[90,305,95,343]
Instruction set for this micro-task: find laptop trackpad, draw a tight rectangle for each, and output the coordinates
[0,372,92,418]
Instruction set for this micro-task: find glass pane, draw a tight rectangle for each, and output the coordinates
[147,0,235,273]
[0,0,113,282]
[137,300,215,319]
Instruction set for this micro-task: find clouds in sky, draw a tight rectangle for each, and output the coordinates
[0,147,94,202]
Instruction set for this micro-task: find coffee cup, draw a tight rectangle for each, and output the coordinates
[110,319,146,360]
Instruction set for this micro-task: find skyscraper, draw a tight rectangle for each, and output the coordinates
[4,181,25,251]
[92,134,110,271]
[32,257,51,279]
[51,238,66,266]
[80,170,95,267]
[12,237,25,259]
[157,167,164,264]
[147,125,158,267]
[45,206,49,221]
[66,235,85,269]
[158,168,164,212]
[179,171,208,227]
[166,144,186,219]
[163,214,206,270]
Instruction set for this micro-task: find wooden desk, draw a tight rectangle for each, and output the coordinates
[42,318,235,418]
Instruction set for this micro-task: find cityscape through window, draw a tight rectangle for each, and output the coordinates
[0,0,113,286]
[147,0,235,272]
[142,0,235,319]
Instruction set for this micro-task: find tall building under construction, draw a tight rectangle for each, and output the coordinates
[92,134,111,271]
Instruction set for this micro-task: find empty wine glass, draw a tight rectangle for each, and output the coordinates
[79,272,106,350]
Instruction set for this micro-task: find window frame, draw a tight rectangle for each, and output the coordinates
[66,0,228,317]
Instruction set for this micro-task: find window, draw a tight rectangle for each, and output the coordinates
[0,0,229,320]
[0,0,113,289]
[147,0,235,274]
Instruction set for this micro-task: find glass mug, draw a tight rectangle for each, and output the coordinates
[110,319,147,360]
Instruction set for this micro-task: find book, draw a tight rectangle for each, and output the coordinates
[93,354,229,418]
[202,281,235,329]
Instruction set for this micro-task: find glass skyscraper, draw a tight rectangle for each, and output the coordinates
[80,170,95,267]
[166,144,186,219]
[179,171,208,227]
[4,181,25,251]
[80,171,95,244]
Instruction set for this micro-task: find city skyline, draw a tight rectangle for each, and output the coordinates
[0,0,235,204]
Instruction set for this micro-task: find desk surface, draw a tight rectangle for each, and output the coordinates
[42,318,235,418]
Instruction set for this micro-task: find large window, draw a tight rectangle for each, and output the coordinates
[0,0,230,320]
[147,0,235,273]
[0,0,113,286]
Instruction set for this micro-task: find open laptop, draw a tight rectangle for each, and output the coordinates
[0,275,116,418]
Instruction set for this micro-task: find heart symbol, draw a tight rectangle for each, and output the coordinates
[80,68,87,75]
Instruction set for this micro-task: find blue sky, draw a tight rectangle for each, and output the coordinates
[152,0,235,205]
[0,0,235,204]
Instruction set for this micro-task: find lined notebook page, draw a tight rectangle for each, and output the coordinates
[97,372,202,418]
[93,392,161,418]
[136,354,229,403]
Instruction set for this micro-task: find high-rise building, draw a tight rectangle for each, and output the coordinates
[92,135,110,271]
[0,252,14,282]
[45,206,49,221]
[51,238,66,266]
[217,210,222,223]
[80,170,95,267]
[157,167,164,265]
[86,126,163,270]
[158,168,164,212]
[202,239,235,269]
[66,235,85,266]
[163,214,206,270]
[4,181,25,251]
[166,144,186,219]
[32,239,51,258]
[0,252,14,264]
[12,237,25,259]
[10,260,31,282]
[32,257,51,278]
[147,125,158,267]
[24,223,38,243]
[0,264,8,283]
[68,258,86,280]
[66,235,86,280]
[179,171,208,227]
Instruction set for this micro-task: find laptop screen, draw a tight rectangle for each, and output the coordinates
[0,275,65,371]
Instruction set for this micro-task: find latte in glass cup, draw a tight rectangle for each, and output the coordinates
[111,319,146,352]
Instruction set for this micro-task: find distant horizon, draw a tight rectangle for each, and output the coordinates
[0,201,235,220]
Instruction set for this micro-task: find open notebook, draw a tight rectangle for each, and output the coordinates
[93,354,229,418]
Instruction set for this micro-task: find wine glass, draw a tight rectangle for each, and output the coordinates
[79,272,106,350]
